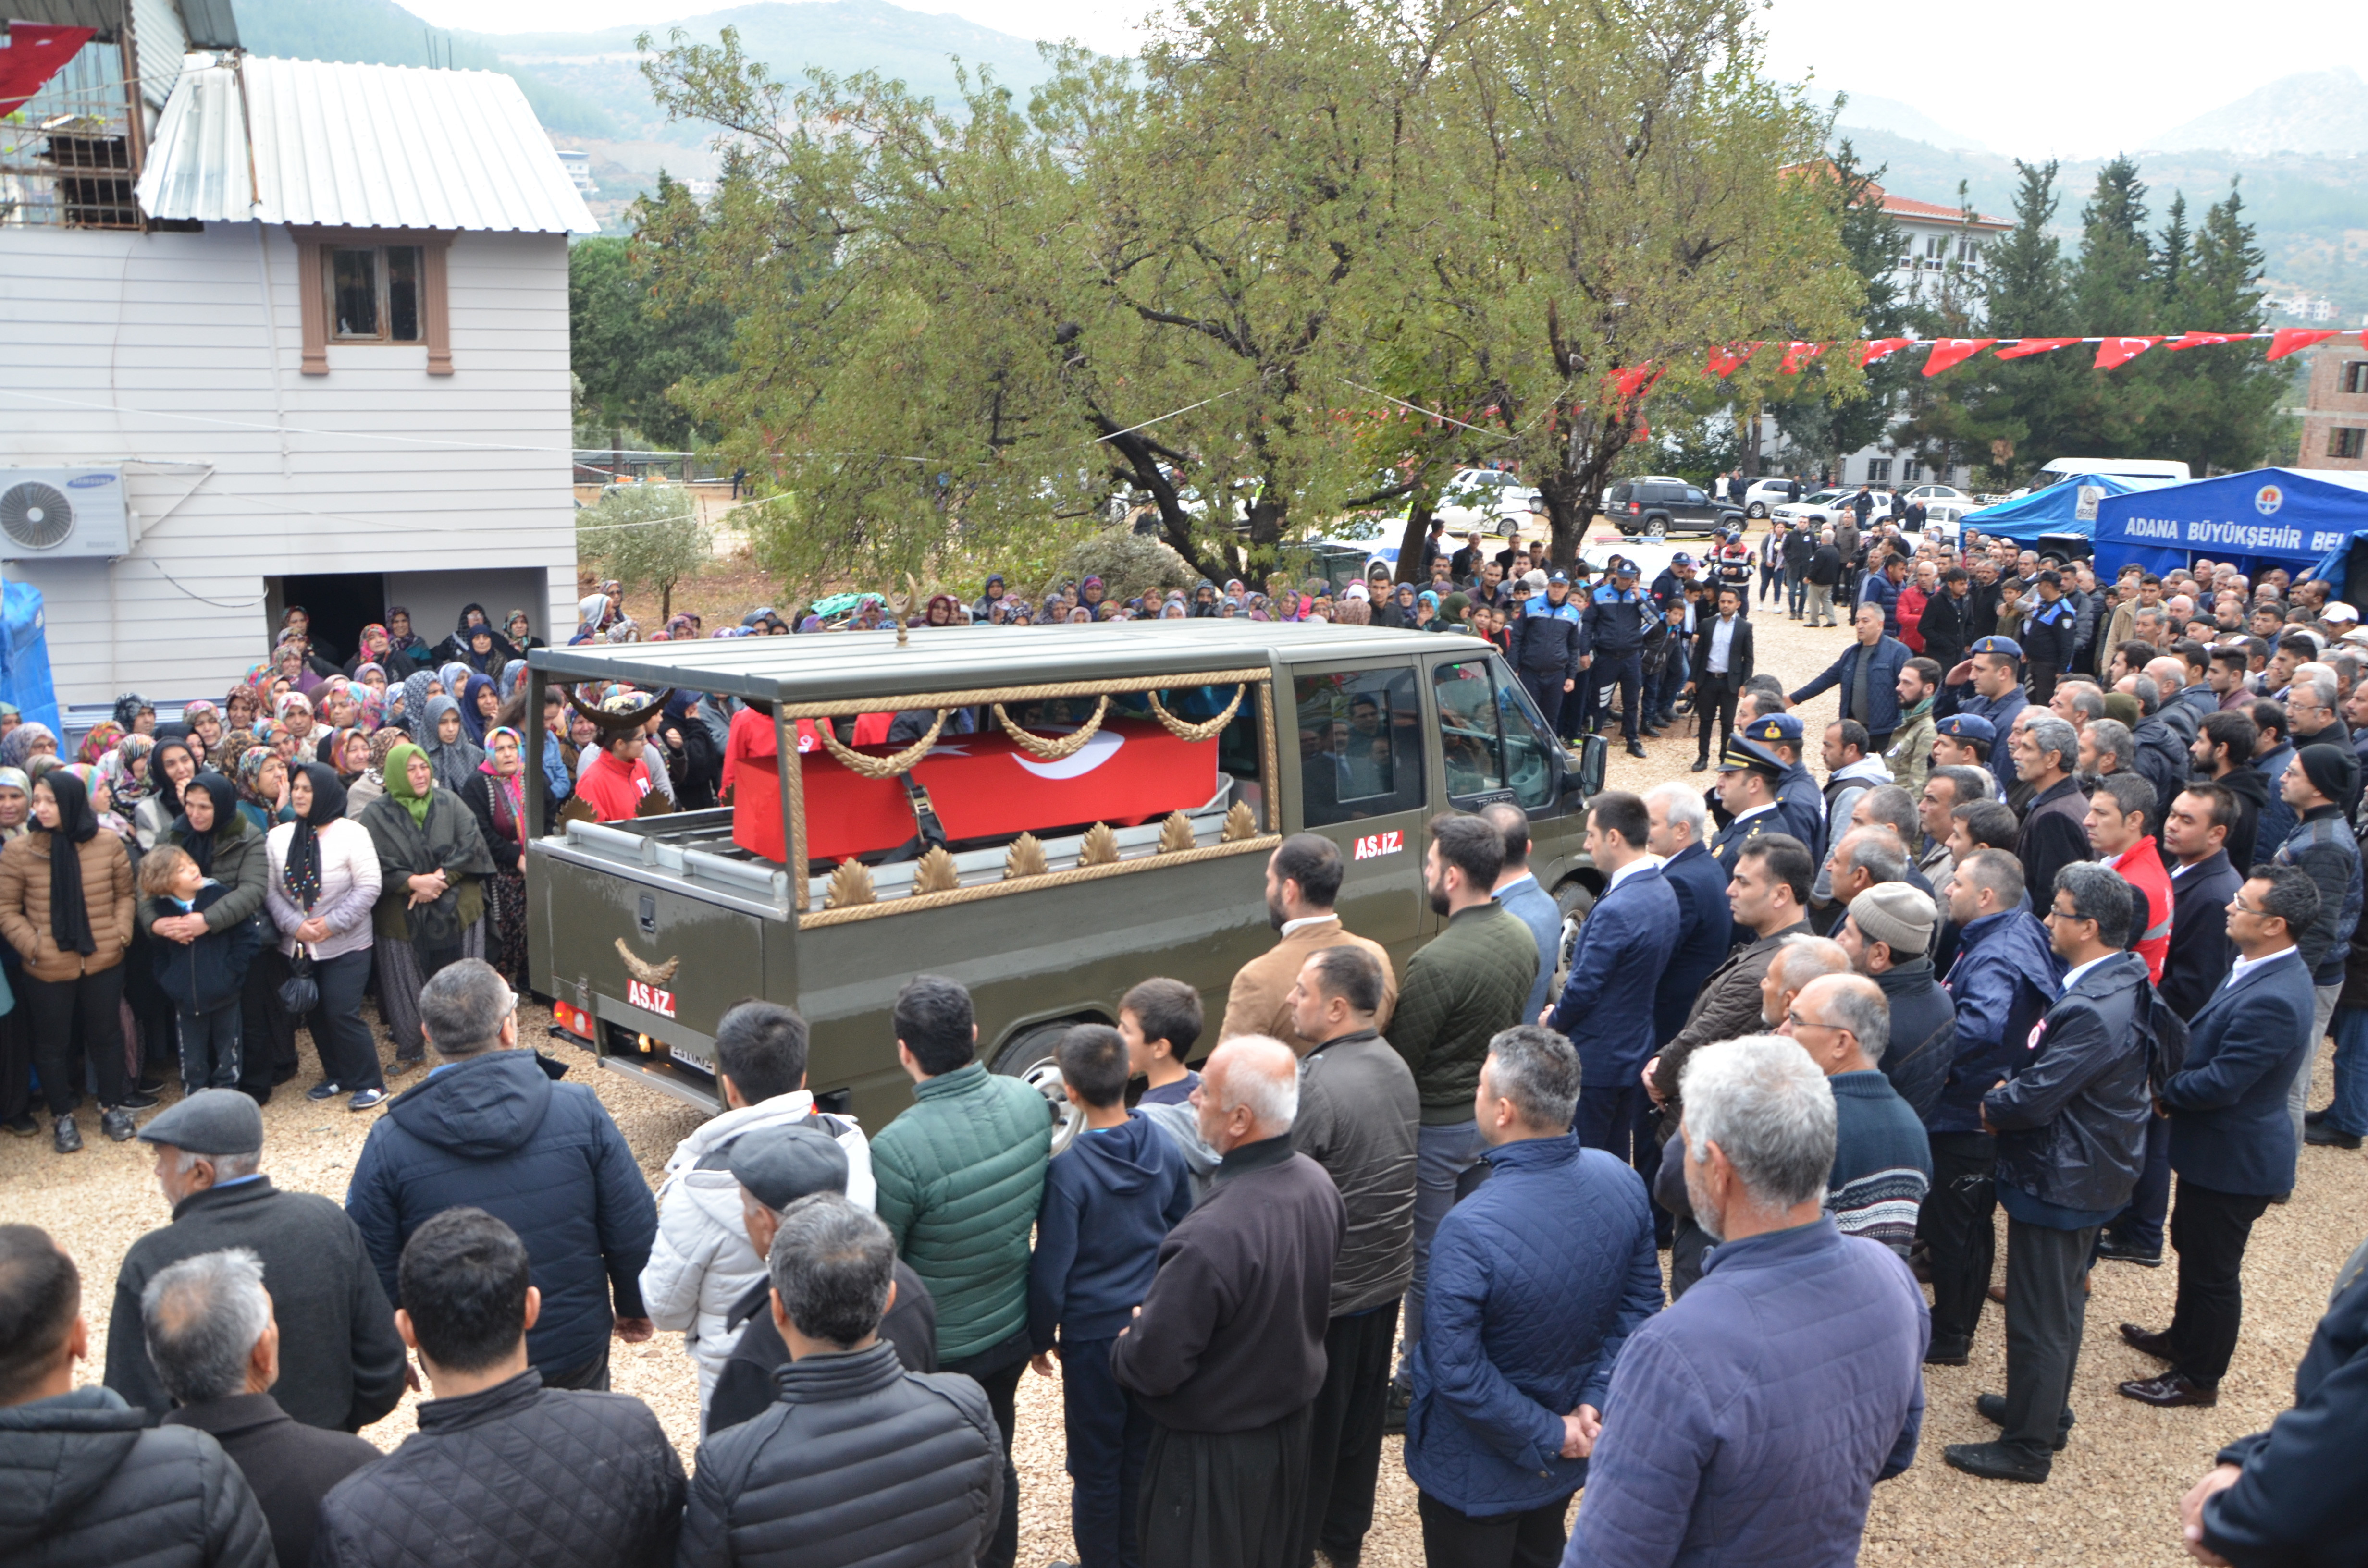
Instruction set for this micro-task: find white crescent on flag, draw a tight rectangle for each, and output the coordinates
[1013,728,1126,780]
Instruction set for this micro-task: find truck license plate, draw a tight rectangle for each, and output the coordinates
[626,979,677,1018]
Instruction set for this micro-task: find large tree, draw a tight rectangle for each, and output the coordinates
[568,217,736,450]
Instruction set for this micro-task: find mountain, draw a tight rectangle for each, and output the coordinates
[2144,69,2368,157]
[1828,90,1990,155]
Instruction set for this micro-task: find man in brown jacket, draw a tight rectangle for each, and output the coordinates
[1221,835,1396,1054]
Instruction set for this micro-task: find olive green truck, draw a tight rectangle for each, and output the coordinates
[524,622,1606,1129]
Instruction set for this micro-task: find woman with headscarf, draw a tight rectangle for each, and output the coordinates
[381,607,434,675]
[359,741,494,1070]
[351,660,389,700]
[460,727,534,990]
[112,693,156,736]
[181,699,225,763]
[570,593,612,646]
[0,770,139,1150]
[655,692,722,810]
[0,767,30,843]
[234,747,292,835]
[437,660,474,701]
[346,727,406,820]
[504,609,544,653]
[391,669,436,739]
[264,762,384,1109]
[271,636,329,698]
[420,695,487,794]
[459,674,501,747]
[326,727,373,787]
[135,738,198,851]
[278,692,321,760]
[100,734,154,823]
[345,624,393,679]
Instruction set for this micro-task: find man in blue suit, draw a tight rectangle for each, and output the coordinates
[1544,790,1681,1173]
[2119,865,2322,1409]
[1644,781,1734,1048]
[1483,803,1562,1026]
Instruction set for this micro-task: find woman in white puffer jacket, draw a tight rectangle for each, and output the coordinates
[636,1001,873,1418]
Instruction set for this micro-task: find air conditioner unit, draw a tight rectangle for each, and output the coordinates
[0,467,132,560]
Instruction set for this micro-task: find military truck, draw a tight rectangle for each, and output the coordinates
[524,622,1606,1130]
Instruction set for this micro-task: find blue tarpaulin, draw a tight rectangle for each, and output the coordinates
[0,580,60,735]
[2093,467,2368,579]
[1959,473,2179,544]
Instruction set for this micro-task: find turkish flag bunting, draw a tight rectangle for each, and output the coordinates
[1993,337,2082,360]
[2095,336,2162,369]
[1778,342,1829,374]
[1922,339,1996,377]
[1612,362,1663,401]
[0,24,95,117]
[2267,328,2340,361]
[1705,343,1761,379]
[1854,338,1913,367]
[2165,332,2250,351]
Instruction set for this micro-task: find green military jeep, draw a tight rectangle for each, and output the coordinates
[524,622,1605,1129]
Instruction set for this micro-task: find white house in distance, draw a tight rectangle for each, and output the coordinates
[0,0,595,705]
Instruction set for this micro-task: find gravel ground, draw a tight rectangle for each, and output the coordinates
[9,558,2365,1567]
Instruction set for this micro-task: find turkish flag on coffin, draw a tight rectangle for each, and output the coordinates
[726,712,1219,864]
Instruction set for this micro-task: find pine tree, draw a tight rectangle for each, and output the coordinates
[1953,160,2073,484]
[2156,192,2190,301]
[2060,156,2163,456]
[2172,180,2283,471]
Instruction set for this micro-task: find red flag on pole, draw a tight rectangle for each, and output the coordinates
[1705,343,1761,379]
[1993,337,2081,360]
[2165,332,2250,351]
[2095,336,2162,369]
[0,24,95,117]
[1923,339,1996,377]
[1778,342,1829,374]
[2267,329,2339,361]
[1855,338,1912,367]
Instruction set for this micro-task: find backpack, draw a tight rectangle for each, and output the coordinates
[2131,979,2190,1098]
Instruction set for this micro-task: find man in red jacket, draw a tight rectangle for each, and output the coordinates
[1898,560,1935,656]
[2086,772,2173,982]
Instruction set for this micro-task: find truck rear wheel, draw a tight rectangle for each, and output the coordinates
[991,1021,1090,1155]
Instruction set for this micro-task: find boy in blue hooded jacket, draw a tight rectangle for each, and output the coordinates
[1027,1024,1194,1568]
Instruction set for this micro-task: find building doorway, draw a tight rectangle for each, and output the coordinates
[274,574,386,670]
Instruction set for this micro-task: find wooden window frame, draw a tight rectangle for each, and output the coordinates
[295,227,453,375]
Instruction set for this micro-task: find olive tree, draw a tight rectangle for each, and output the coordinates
[576,485,715,622]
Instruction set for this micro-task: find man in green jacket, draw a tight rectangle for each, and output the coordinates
[1388,813,1538,1411]
[870,974,1052,1568]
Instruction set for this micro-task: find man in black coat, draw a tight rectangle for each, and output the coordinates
[1947,866,2152,1485]
[703,1125,939,1437]
[144,1249,382,1568]
[678,1194,1000,1568]
[2120,866,2321,1410]
[314,1209,686,1568]
[110,1090,406,1433]
[1686,586,1753,772]
[1113,1036,1345,1568]
[2010,715,2092,913]
[345,961,659,1391]
[1838,883,1954,1123]
[0,1225,273,1568]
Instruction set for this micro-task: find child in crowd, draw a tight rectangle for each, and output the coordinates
[1120,978,1220,1203]
[1027,1025,1193,1568]
[139,845,259,1091]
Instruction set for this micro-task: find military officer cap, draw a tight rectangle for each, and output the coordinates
[1717,732,1787,775]
[1739,711,1803,748]
[1968,635,2023,660]
[1934,713,1996,744]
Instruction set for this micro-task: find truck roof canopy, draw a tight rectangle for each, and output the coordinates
[529,622,1462,705]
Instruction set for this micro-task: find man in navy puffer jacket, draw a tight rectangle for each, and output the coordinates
[1404,1027,1660,1565]
[345,961,657,1389]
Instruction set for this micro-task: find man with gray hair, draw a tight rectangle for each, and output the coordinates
[109,1089,404,1433]
[345,958,658,1391]
[145,1249,381,1568]
[1401,1028,1660,1565]
[1779,974,1932,1256]
[2011,713,2090,909]
[2077,717,2135,779]
[1569,1037,1926,1566]
[677,1193,1001,1568]
[1114,1036,1345,1568]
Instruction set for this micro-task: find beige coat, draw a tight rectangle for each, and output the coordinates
[1219,916,1398,1055]
[0,829,135,982]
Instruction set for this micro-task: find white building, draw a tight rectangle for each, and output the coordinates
[555,148,599,196]
[0,1,595,705]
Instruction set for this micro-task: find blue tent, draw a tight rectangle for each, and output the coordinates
[0,581,59,735]
[2093,467,2368,580]
[1958,473,2178,545]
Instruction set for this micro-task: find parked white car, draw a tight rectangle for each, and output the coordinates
[1901,483,1970,506]
[1434,467,1541,537]
[1741,477,1797,518]
[1768,488,1850,528]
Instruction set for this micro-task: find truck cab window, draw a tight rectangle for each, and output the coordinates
[1434,657,1557,809]
[1295,668,1422,827]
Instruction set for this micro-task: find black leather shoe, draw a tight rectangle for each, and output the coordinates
[1626,740,1649,759]
[2306,1122,2363,1148]
[2,1114,37,1138]
[100,1107,137,1142]
[1923,1336,1970,1367]
[2096,1234,2164,1266]
[52,1114,82,1154]
[2119,1372,2217,1408]
[116,1089,160,1111]
[1690,759,1709,772]
[1382,1382,1410,1436]
[2305,1106,2330,1126]
[1944,1440,2051,1483]
[1974,1393,2072,1449]
[2120,1323,2176,1361]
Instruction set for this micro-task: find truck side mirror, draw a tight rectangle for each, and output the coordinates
[1565,733,1607,798]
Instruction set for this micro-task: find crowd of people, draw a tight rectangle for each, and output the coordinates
[3,516,2368,1568]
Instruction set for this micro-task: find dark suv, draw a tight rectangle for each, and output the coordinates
[1604,480,1745,538]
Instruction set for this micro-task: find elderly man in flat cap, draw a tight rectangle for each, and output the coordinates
[105,1090,405,1433]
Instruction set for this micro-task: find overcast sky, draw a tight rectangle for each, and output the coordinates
[406,0,2368,162]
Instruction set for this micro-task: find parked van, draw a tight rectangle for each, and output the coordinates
[525,624,1607,1127]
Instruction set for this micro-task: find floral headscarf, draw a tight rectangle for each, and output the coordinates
[234,746,281,809]
[355,624,392,665]
[0,722,57,771]
[367,726,407,776]
[76,722,123,765]
[326,726,370,780]
[353,662,388,691]
[182,698,221,734]
[479,725,527,842]
[224,687,261,730]
[101,734,154,810]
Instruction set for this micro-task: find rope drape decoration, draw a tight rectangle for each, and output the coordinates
[816,710,950,778]
[991,696,1110,760]
[1147,685,1247,743]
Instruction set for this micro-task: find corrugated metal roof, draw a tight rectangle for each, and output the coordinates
[4,0,233,49]
[136,54,599,233]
